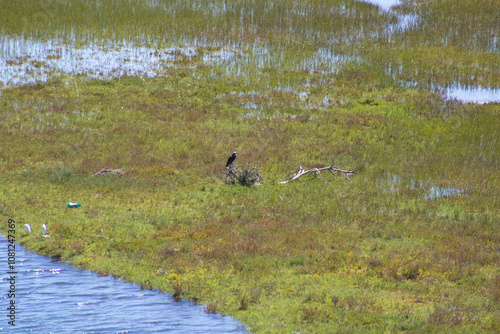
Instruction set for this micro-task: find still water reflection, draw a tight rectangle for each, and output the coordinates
[0,236,247,333]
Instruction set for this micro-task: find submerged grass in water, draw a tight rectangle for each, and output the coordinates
[1,0,499,333]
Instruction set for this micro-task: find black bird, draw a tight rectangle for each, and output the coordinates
[226,151,237,168]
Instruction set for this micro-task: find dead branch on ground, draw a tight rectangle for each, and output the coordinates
[281,164,356,184]
[94,167,125,177]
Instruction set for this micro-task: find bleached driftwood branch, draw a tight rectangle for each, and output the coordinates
[281,164,356,184]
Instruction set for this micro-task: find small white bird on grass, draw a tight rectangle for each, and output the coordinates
[42,223,51,237]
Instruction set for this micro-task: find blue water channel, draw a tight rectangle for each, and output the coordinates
[0,235,247,333]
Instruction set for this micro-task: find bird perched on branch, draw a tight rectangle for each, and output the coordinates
[226,151,237,168]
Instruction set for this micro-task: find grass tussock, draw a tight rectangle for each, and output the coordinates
[223,163,263,187]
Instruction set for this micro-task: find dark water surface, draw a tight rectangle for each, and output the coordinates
[0,235,247,333]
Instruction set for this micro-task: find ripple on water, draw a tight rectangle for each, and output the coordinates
[0,236,247,333]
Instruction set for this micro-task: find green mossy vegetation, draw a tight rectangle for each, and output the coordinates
[1,0,499,332]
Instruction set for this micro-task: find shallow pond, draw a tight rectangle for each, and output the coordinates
[445,85,500,103]
[380,174,466,200]
[2,34,498,104]
[360,0,402,11]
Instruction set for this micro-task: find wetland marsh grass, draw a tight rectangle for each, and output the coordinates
[1,0,499,332]
[2,71,498,333]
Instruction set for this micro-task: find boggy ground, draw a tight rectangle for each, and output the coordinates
[1,0,500,333]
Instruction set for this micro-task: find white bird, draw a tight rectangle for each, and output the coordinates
[24,224,32,233]
[42,224,47,235]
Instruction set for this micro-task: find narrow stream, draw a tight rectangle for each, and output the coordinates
[0,235,247,333]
